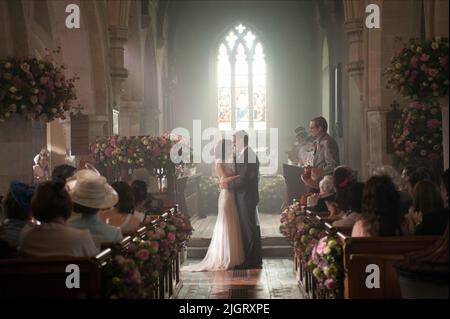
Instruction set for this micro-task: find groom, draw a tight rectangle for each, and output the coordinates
[221,130,263,269]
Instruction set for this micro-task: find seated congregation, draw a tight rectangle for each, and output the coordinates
[281,164,449,299]
[0,165,190,299]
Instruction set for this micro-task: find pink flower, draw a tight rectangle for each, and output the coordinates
[105,146,114,157]
[419,54,430,62]
[20,63,30,72]
[428,68,439,77]
[324,278,336,289]
[167,232,176,242]
[150,241,159,252]
[412,101,423,109]
[136,249,149,261]
[440,56,449,68]
[427,119,441,129]
[316,237,327,255]
[431,83,439,91]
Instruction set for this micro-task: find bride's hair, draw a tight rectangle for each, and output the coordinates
[214,139,233,163]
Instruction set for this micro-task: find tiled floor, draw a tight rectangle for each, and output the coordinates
[191,213,282,239]
[177,258,303,299]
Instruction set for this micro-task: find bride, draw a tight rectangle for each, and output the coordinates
[183,139,245,271]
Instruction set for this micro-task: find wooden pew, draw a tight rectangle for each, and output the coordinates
[340,234,440,299]
[294,210,441,299]
[0,249,112,299]
[100,236,132,253]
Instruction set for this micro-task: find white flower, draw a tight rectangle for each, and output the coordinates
[9,86,17,93]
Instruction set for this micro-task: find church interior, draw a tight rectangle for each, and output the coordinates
[0,0,448,301]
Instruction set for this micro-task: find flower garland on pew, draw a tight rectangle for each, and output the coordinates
[280,203,344,298]
[308,235,343,298]
[102,212,193,298]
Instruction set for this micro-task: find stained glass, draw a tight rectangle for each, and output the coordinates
[217,25,266,132]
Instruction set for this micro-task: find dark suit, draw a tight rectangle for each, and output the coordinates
[228,147,262,267]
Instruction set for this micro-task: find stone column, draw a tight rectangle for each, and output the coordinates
[344,17,366,178]
[119,101,144,136]
[109,25,128,112]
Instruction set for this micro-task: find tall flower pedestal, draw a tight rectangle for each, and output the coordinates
[0,116,45,193]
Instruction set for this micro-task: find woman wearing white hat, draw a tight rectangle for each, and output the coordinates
[67,170,123,246]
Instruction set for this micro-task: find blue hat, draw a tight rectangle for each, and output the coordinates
[9,181,35,213]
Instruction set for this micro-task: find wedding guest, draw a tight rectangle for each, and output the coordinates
[131,180,148,223]
[308,116,340,175]
[330,167,363,229]
[286,126,313,167]
[0,182,34,249]
[372,165,412,215]
[352,175,412,237]
[307,175,334,211]
[19,180,97,257]
[52,164,76,183]
[33,147,50,165]
[68,170,122,246]
[399,166,415,193]
[413,180,448,236]
[32,154,49,184]
[99,182,141,236]
[333,166,363,213]
[408,166,436,193]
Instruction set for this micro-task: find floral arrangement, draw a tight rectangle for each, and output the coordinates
[392,100,443,167]
[146,212,193,268]
[89,133,193,173]
[279,201,304,243]
[259,175,286,213]
[280,204,342,297]
[128,239,162,291]
[385,37,449,101]
[308,235,343,297]
[102,255,143,299]
[0,49,78,122]
[102,212,193,298]
[165,212,194,246]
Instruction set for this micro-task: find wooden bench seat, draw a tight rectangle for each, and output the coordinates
[0,249,111,299]
[340,234,440,298]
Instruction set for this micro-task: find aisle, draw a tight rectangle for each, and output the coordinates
[177,258,303,299]
[191,213,281,239]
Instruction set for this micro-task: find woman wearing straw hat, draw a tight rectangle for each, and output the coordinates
[67,170,123,246]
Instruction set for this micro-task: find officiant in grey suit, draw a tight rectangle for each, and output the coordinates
[309,116,340,175]
[220,130,263,269]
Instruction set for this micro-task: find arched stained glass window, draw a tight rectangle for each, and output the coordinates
[217,23,266,131]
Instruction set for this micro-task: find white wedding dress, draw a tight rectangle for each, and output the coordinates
[183,163,245,271]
